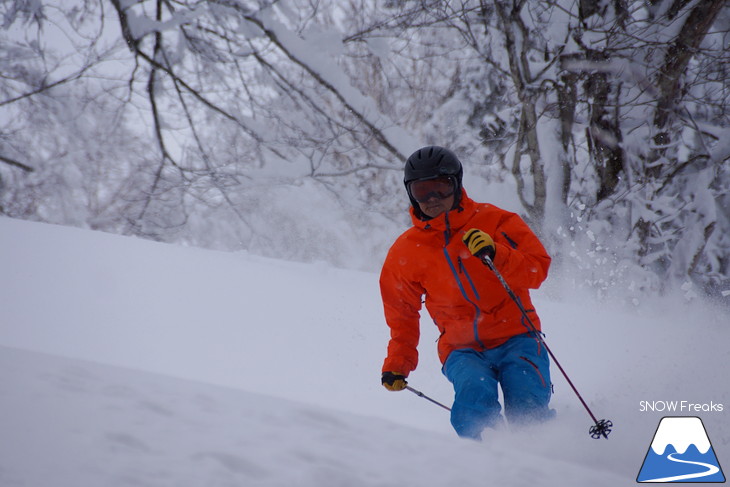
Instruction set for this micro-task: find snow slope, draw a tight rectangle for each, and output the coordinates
[1,216,728,486]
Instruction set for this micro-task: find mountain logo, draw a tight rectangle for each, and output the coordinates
[637,416,725,483]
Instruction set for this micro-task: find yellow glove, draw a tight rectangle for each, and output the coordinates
[381,371,408,391]
[463,228,496,260]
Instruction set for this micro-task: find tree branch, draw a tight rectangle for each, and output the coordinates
[0,154,34,172]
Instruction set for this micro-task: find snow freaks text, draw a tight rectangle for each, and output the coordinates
[639,401,724,413]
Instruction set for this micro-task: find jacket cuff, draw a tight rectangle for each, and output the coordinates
[491,241,510,269]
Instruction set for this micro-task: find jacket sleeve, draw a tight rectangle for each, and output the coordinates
[379,243,425,376]
[491,211,551,289]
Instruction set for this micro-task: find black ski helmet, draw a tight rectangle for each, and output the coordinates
[404,146,463,216]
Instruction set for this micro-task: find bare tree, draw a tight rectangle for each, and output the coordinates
[350,0,730,293]
[567,0,729,290]
[1,0,415,262]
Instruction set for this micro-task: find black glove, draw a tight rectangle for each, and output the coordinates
[381,371,408,391]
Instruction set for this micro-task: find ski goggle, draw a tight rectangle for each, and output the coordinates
[408,177,455,203]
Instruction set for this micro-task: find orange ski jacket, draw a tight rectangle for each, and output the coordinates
[380,190,551,375]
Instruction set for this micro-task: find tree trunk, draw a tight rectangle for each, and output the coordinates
[652,0,726,149]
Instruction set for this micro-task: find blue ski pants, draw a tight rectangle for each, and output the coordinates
[442,333,553,440]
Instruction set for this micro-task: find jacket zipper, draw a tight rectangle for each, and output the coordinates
[458,256,481,301]
[443,248,486,349]
[441,211,486,349]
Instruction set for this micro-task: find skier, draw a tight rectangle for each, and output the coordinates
[380,146,554,440]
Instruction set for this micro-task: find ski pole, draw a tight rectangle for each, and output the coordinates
[479,253,613,439]
[405,385,452,412]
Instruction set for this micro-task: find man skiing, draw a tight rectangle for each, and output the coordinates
[380,146,554,440]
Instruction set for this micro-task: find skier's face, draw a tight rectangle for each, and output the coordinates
[409,176,456,219]
[418,193,455,219]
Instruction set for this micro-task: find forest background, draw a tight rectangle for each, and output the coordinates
[1,0,729,300]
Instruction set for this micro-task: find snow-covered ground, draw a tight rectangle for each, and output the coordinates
[1,216,728,486]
